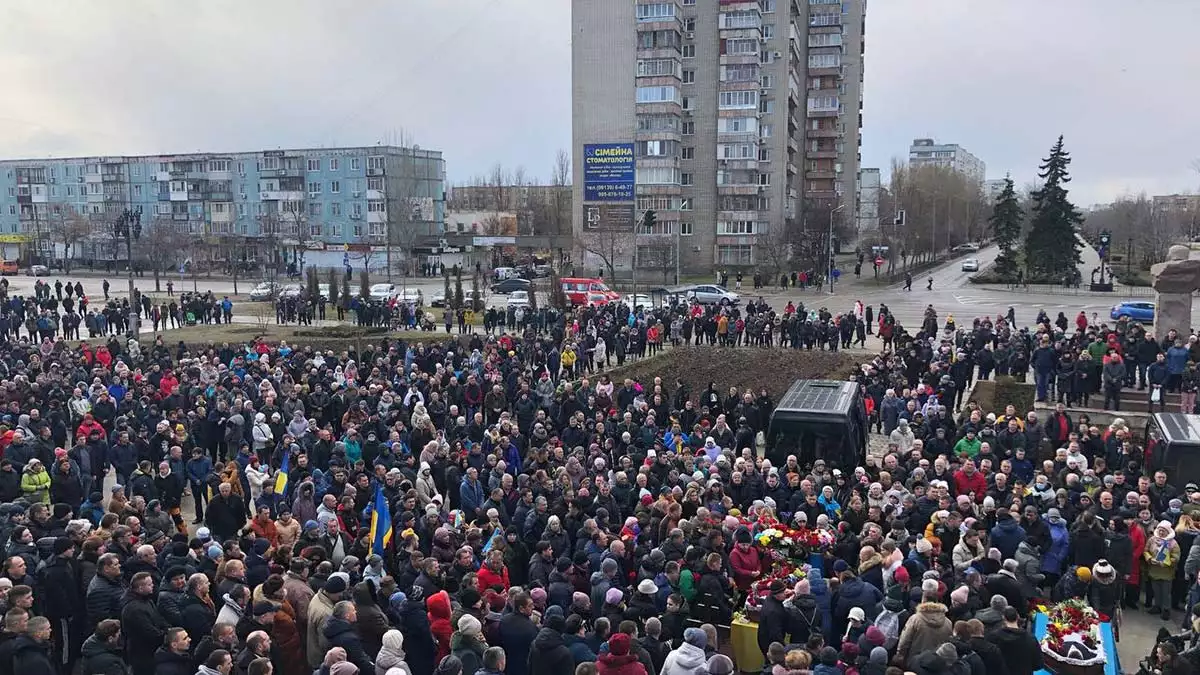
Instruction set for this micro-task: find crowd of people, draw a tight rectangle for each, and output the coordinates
[0,276,1193,675]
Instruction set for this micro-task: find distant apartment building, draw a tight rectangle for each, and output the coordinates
[908,138,985,185]
[572,0,867,272]
[0,146,445,269]
[1152,193,1200,214]
[984,178,1008,204]
[856,167,880,233]
[447,184,571,235]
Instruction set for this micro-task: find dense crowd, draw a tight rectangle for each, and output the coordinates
[0,290,1192,675]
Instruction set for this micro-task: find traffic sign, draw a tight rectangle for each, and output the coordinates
[874,256,884,267]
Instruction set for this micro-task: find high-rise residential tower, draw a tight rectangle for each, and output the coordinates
[572,0,867,273]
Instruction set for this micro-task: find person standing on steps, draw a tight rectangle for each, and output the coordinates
[904,272,913,291]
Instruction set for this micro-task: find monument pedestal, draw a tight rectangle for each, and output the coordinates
[1155,291,1192,337]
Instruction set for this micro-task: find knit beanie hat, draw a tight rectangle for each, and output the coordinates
[684,627,707,649]
[936,643,959,662]
[705,654,735,675]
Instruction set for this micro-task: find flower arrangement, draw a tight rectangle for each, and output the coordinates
[1039,599,1104,654]
[743,564,812,614]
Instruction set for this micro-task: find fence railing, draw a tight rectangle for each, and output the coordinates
[970,282,1164,298]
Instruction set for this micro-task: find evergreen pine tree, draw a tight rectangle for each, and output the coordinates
[453,267,465,310]
[1024,135,1084,281]
[442,268,452,308]
[359,269,370,299]
[470,272,483,312]
[989,176,1023,280]
[327,267,339,308]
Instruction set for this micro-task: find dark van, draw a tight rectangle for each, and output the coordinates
[766,380,867,469]
[1145,413,1200,485]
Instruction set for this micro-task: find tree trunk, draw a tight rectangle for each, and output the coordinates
[154,267,161,292]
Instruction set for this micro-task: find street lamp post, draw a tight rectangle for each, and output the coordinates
[113,207,142,337]
[828,204,845,293]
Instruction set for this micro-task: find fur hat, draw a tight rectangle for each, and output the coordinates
[1092,559,1116,581]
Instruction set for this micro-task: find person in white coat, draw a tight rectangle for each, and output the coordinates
[251,412,273,453]
[244,459,268,502]
[660,628,709,675]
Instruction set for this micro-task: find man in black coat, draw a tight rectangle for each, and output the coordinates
[205,482,247,542]
[37,537,85,673]
[499,592,540,675]
[987,607,1043,675]
[528,613,574,675]
[322,601,374,674]
[79,619,126,675]
[85,553,125,631]
[397,589,437,675]
[10,616,55,675]
[120,572,169,675]
[153,628,195,675]
[756,580,790,655]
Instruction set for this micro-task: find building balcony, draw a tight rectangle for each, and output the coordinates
[206,191,234,201]
[101,173,124,182]
[366,168,385,177]
[808,67,842,77]
[718,158,759,171]
[806,170,836,180]
[806,108,840,118]
[637,184,683,196]
[719,80,760,92]
[808,150,838,159]
[805,189,838,201]
[718,27,763,41]
[718,210,761,222]
[636,101,683,116]
[719,53,761,66]
[637,157,681,169]
[186,171,208,181]
[187,192,204,200]
[717,131,758,143]
[636,129,682,144]
[264,168,305,179]
[808,127,840,138]
[717,184,762,196]
[638,17,684,32]
[636,46,681,60]
[173,213,189,221]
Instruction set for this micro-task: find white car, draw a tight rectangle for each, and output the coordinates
[318,284,331,301]
[432,289,484,308]
[507,290,530,308]
[397,288,423,305]
[687,284,739,305]
[25,265,49,277]
[368,283,397,301]
[621,293,654,309]
[961,258,980,272]
[279,283,305,300]
[248,282,278,301]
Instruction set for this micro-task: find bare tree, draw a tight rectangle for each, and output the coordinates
[756,224,797,283]
[887,159,988,263]
[578,229,630,280]
[279,207,314,275]
[47,206,91,273]
[136,216,186,292]
[257,212,283,279]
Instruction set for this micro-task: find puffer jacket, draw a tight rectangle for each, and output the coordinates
[659,642,708,675]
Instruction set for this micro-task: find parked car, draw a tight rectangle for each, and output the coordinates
[318,284,330,302]
[621,293,654,309]
[490,277,531,294]
[368,283,397,301]
[431,289,484,308]
[961,258,980,272]
[397,288,423,305]
[279,284,305,300]
[1110,301,1155,322]
[951,242,982,253]
[249,282,278,301]
[686,284,739,305]
[25,264,48,277]
[507,290,531,308]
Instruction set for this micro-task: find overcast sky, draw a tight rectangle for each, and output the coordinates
[0,0,1196,205]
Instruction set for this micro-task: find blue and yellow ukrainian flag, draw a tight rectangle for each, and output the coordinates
[369,486,392,556]
[274,453,289,496]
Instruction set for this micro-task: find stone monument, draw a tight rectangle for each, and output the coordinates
[1151,244,1200,336]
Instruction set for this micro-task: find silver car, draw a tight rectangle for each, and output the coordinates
[687,284,739,305]
[961,258,980,272]
[248,282,278,301]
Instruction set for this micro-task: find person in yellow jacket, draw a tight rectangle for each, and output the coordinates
[717,315,729,345]
[20,458,51,504]
[560,344,577,379]
[1145,519,1181,620]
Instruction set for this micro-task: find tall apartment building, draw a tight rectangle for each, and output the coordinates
[908,138,985,185]
[0,146,445,269]
[572,0,866,272]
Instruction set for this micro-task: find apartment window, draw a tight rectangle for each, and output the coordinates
[808,53,841,68]
[636,167,681,185]
[761,74,774,88]
[682,44,695,58]
[368,156,385,170]
[682,121,695,135]
[680,222,694,235]
[133,185,142,197]
[719,90,757,109]
[638,115,680,132]
[681,147,695,160]
[809,32,843,48]
[310,222,322,237]
[682,69,695,84]
[367,200,386,212]
[761,123,774,137]
[682,96,691,110]
[718,221,757,235]
[237,203,247,216]
[350,158,360,171]
[236,161,245,173]
[307,159,321,171]
[762,24,774,38]
[209,160,231,172]
[638,30,681,50]
[810,12,840,26]
[63,166,71,177]
[720,11,760,30]
[309,202,323,216]
[684,17,696,31]
[329,158,339,171]
[5,187,11,197]
[637,58,682,78]
[307,181,322,195]
[262,157,279,170]
[721,64,759,82]
[330,202,342,216]
[636,3,676,21]
[759,148,771,161]
[758,173,771,186]
[131,165,140,177]
[719,117,758,133]
[638,196,679,211]
[326,180,338,194]
[369,222,386,237]
[682,0,695,5]
[718,143,756,159]
[66,186,74,197]
[637,140,678,157]
[367,177,383,191]
[354,179,363,192]
[680,198,693,211]
[810,0,840,4]
[717,244,753,265]
[353,223,364,237]
[724,38,758,55]
[759,99,775,114]
[636,86,681,104]
[762,0,776,12]
[212,202,229,214]
[807,95,840,111]
[6,206,13,216]
[330,223,342,236]
[681,173,694,186]
[352,203,363,216]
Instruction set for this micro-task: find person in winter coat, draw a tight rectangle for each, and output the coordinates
[79,620,126,675]
[499,594,540,675]
[1042,509,1070,582]
[988,512,1026,560]
[396,589,438,675]
[306,578,344,668]
[427,589,454,664]
[450,614,487,675]
[375,629,413,675]
[832,567,883,640]
[757,580,790,655]
[323,601,374,674]
[19,459,50,504]
[529,613,575,675]
[10,620,56,675]
[896,601,952,663]
[988,608,1043,675]
[598,632,649,675]
[351,580,389,657]
[1013,541,1046,589]
[120,572,170,675]
[660,627,709,675]
[908,642,958,675]
[1146,520,1182,620]
[1070,513,1108,570]
[729,528,762,591]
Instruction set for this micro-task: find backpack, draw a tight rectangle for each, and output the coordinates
[873,608,903,641]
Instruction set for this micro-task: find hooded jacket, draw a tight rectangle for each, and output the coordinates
[529,626,575,675]
[659,642,708,675]
[896,602,952,658]
[427,589,454,663]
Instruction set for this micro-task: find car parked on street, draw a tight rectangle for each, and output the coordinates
[1110,301,1155,322]
[368,283,397,301]
[490,277,531,295]
[507,290,530,308]
[685,284,739,305]
[249,282,278,301]
[961,258,980,272]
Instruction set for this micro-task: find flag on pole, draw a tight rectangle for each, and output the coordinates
[369,486,392,556]
[274,452,290,496]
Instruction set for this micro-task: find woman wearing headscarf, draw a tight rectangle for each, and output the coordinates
[375,629,412,675]
[1146,520,1181,620]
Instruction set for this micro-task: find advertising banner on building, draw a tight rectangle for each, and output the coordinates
[583,204,635,232]
[583,143,635,202]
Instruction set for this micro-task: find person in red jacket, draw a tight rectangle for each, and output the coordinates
[952,459,988,504]
[158,368,180,397]
[597,632,648,675]
[427,589,453,664]
[476,549,510,593]
[75,413,106,440]
[729,528,762,591]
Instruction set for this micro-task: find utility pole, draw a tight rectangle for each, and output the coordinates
[828,204,845,293]
[114,207,142,336]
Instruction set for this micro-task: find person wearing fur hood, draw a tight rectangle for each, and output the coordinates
[1145,520,1181,620]
[895,598,952,663]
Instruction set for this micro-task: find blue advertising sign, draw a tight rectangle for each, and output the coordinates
[583,143,635,202]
